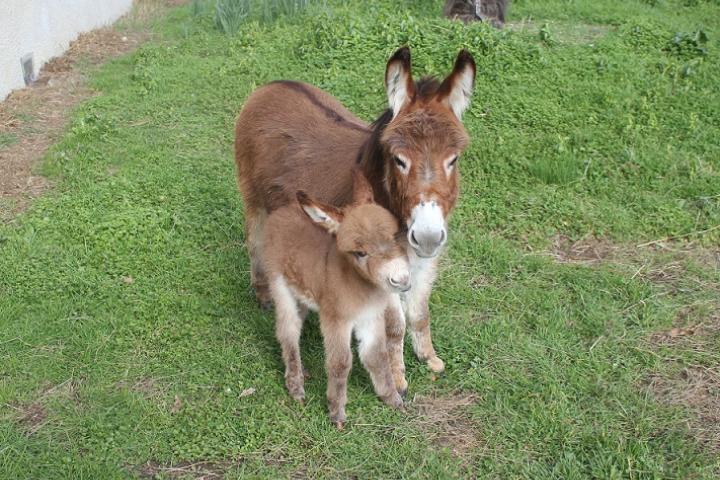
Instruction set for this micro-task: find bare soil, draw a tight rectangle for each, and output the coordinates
[411,391,483,462]
[135,459,239,479]
[646,366,720,453]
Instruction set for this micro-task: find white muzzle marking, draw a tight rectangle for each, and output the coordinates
[407,201,446,258]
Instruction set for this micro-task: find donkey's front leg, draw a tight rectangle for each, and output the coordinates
[384,296,408,397]
[321,319,353,430]
[405,257,444,373]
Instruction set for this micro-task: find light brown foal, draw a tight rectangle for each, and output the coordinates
[261,172,410,429]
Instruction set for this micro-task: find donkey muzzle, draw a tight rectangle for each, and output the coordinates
[408,201,447,258]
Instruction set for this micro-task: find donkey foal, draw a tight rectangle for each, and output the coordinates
[262,172,410,429]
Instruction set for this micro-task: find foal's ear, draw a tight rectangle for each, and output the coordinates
[385,47,416,118]
[437,49,476,119]
[297,191,344,234]
[351,169,374,205]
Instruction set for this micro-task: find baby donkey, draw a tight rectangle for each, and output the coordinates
[262,171,410,429]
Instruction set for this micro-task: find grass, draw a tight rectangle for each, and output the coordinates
[1,0,719,477]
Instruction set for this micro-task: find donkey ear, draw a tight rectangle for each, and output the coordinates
[437,49,476,119]
[385,47,416,118]
[297,191,344,234]
[351,169,374,205]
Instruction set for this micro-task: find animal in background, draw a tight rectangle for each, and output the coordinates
[443,0,509,27]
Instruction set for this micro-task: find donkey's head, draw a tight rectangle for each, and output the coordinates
[379,47,475,258]
[297,171,410,293]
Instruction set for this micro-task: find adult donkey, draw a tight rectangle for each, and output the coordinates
[235,47,475,388]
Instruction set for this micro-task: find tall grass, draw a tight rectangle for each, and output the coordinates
[262,0,311,23]
[214,0,250,34]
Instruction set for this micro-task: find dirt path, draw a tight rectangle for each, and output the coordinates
[0,0,186,221]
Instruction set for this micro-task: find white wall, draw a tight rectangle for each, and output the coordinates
[0,0,133,100]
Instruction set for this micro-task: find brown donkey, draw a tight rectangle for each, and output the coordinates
[236,47,475,384]
[262,172,409,428]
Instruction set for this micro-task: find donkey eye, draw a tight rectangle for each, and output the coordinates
[394,156,407,170]
[448,156,458,168]
[353,251,367,259]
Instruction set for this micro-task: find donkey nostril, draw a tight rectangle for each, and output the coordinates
[410,230,419,246]
[439,229,447,244]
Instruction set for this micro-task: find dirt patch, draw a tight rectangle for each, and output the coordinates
[646,366,720,453]
[116,377,168,398]
[4,378,82,436]
[550,235,617,264]
[548,235,719,292]
[134,459,240,479]
[10,402,49,436]
[507,20,611,44]
[411,391,483,461]
[0,1,187,220]
[649,305,720,348]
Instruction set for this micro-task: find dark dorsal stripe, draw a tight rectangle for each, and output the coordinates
[269,80,369,133]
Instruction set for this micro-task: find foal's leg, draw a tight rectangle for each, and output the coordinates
[405,258,444,373]
[356,312,404,409]
[245,207,272,309]
[384,296,408,396]
[321,319,353,429]
[270,277,305,402]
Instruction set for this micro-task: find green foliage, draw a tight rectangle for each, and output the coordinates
[1,0,720,478]
[261,0,312,24]
[214,0,250,34]
[0,132,17,148]
[666,29,709,58]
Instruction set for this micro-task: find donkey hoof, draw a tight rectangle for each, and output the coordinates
[302,368,311,380]
[334,421,345,431]
[427,356,445,374]
[398,387,408,399]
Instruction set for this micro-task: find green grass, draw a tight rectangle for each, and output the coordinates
[0,132,18,148]
[1,0,719,477]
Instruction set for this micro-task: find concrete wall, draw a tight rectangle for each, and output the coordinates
[0,0,133,100]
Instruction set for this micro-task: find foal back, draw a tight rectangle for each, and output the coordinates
[235,81,371,214]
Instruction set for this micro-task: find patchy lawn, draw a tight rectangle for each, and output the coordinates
[1,0,719,478]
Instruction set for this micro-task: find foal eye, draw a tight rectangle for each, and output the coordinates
[448,156,459,169]
[353,251,368,259]
[394,156,407,170]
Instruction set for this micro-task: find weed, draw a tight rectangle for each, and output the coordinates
[214,0,250,34]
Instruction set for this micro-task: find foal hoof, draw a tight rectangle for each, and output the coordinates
[394,376,408,396]
[303,368,311,380]
[383,392,404,410]
[286,381,305,403]
[330,412,346,430]
[427,356,445,374]
[398,387,408,399]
